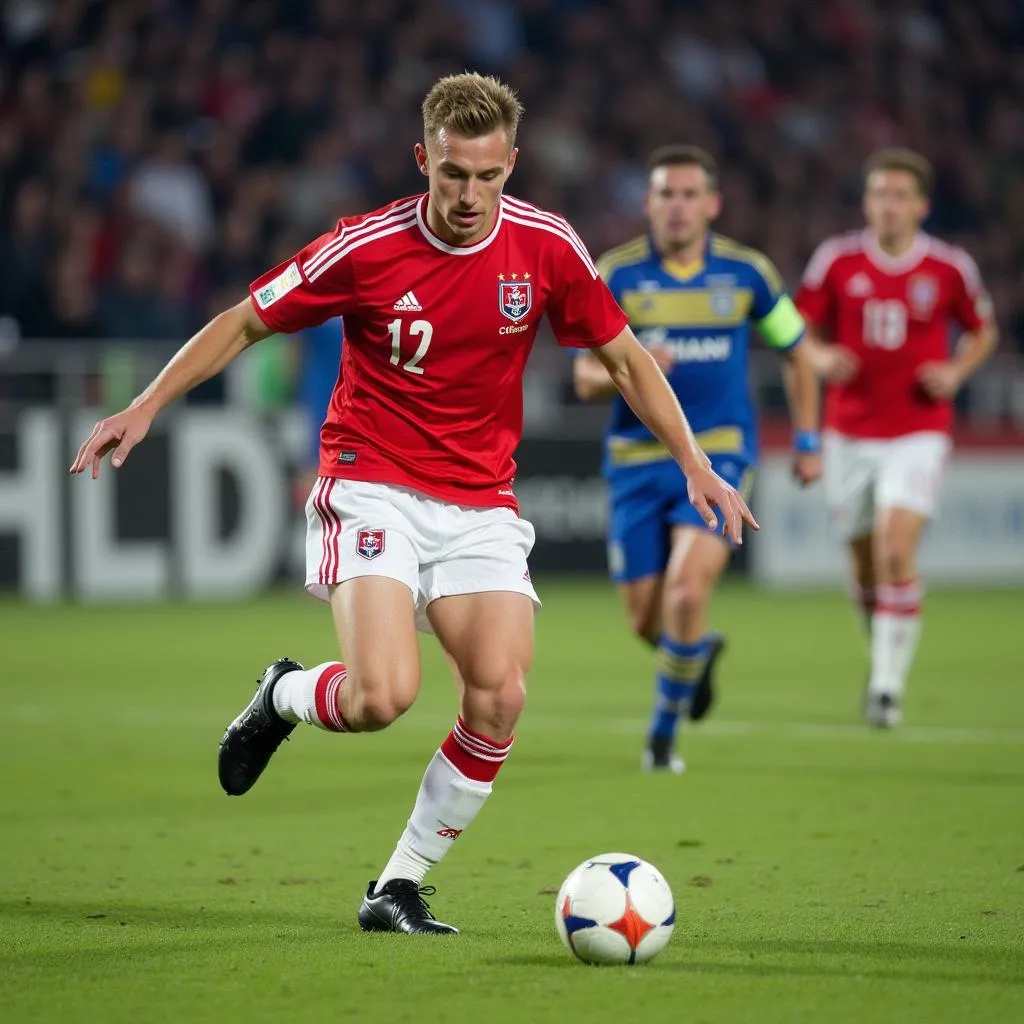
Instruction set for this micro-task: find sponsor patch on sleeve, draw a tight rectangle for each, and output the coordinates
[254,262,303,309]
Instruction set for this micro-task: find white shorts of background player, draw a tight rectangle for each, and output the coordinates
[823,430,951,542]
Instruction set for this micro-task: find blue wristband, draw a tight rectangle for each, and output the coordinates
[794,430,821,454]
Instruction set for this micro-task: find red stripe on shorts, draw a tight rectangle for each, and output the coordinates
[313,477,332,585]
[322,478,341,583]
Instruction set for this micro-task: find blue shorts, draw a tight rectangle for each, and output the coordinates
[606,455,754,583]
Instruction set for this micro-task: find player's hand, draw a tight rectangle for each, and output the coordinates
[648,345,674,375]
[815,346,860,384]
[69,405,154,479]
[686,463,759,544]
[916,361,963,400]
[792,452,822,487]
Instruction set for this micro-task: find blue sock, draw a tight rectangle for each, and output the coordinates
[649,635,709,741]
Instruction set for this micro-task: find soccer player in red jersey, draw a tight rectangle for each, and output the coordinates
[71,73,755,934]
[796,149,996,728]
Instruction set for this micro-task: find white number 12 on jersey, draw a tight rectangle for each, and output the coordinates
[388,318,433,375]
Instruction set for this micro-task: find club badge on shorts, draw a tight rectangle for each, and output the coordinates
[356,529,386,560]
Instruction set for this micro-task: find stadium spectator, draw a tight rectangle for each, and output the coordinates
[0,0,1019,365]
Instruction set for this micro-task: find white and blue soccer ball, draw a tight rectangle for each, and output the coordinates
[555,852,675,965]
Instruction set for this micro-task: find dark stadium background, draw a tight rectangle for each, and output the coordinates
[2,6,1023,1023]
[1,0,1022,596]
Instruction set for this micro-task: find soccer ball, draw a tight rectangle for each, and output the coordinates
[555,852,675,965]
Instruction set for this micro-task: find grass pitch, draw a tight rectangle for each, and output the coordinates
[1,581,1022,1023]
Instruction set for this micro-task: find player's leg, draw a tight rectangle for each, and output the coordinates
[642,524,731,772]
[866,432,949,727]
[824,431,881,640]
[847,533,877,633]
[865,508,927,727]
[659,457,752,736]
[607,476,671,646]
[358,506,537,935]
[662,523,731,707]
[367,594,529,892]
[273,576,422,730]
[218,578,421,795]
[218,479,422,795]
[686,463,755,723]
[617,575,663,647]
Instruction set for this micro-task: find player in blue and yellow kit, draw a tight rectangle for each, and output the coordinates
[575,145,822,772]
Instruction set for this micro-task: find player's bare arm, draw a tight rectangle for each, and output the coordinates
[70,298,273,478]
[573,346,673,401]
[917,320,998,400]
[801,327,860,384]
[780,341,823,486]
[592,326,759,542]
[572,350,619,401]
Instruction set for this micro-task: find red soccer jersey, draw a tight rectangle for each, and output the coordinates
[795,230,992,438]
[250,193,627,509]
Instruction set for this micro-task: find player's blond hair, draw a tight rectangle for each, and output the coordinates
[422,73,524,147]
[864,148,934,197]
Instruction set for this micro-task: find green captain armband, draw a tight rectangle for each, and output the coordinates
[756,295,805,350]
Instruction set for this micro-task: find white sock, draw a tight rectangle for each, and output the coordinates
[271,662,349,731]
[869,581,923,699]
[374,717,513,892]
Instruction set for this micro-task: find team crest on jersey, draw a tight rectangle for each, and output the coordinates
[846,272,873,297]
[709,286,736,318]
[908,274,938,317]
[356,529,386,560]
[499,280,532,322]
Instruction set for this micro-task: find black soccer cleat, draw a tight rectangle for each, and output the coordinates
[689,632,727,722]
[218,658,303,796]
[642,732,685,774]
[358,880,459,935]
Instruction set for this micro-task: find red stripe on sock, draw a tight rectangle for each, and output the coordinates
[876,579,923,617]
[876,603,921,617]
[313,663,349,732]
[440,716,512,783]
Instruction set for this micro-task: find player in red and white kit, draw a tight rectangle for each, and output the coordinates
[70,74,755,934]
[796,149,996,728]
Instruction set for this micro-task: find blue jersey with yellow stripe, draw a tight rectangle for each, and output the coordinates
[596,233,804,472]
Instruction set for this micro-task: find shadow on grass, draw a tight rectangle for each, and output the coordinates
[697,760,1024,788]
[495,937,1024,985]
[0,898,482,974]
[0,898,339,929]
[6,901,1022,988]
[0,898,348,968]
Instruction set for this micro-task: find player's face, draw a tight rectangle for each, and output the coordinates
[863,170,929,243]
[416,128,517,245]
[645,164,721,256]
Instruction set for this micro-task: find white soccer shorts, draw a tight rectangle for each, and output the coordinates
[823,430,951,541]
[304,478,540,632]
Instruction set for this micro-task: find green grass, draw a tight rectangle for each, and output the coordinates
[1,581,1022,1024]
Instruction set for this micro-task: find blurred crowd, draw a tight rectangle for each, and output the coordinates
[0,0,1022,350]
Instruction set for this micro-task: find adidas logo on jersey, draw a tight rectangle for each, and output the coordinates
[393,290,423,311]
